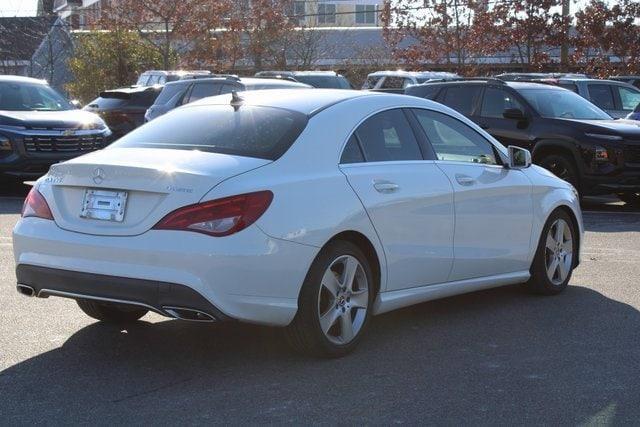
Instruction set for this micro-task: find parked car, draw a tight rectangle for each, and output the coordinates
[495,72,588,81]
[526,77,640,119]
[145,76,310,122]
[254,71,353,89]
[84,86,162,138]
[610,76,640,89]
[14,89,582,357]
[406,79,640,204]
[0,75,111,178]
[363,70,460,93]
[135,70,211,86]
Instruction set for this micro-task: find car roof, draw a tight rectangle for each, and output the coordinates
[369,70,459,79]
[162,77,311,88]
[409,80,565,91]
[0,75,48,85]
[256,70,339,77]
[189,88,381,115]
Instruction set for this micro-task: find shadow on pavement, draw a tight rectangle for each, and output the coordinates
[1,284,639,424]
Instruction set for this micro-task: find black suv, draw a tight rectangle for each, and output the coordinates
[406,79,640,204]
[145,76,310,122]
[0,76,112,178]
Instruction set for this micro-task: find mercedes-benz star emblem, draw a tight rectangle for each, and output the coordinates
[92,168,106,185]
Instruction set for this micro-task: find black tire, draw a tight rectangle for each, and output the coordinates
[618,193,640,207]
[76,299,148,323]
[524,209,577,295]
[539,153,580,193]
[286,240,375,358]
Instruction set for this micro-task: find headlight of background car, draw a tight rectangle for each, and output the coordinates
[0,134,12,152]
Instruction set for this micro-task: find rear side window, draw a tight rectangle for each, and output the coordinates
[588,84,615,110]
[187,83,220,103]
[441,86,482,115]
[354,109,423,162]
[340,135,365,164]
[380,76,405,89]
[111,105,308,160]
[363,76,381,89]
[131,90,159,107]
[558,83,578,93]
[154,84,187,106]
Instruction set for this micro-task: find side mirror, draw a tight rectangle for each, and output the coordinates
[503,108,525,120]
[508,145,532,169]
[70,100,82,109]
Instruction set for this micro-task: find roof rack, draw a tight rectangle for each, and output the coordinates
[421,77,506,85]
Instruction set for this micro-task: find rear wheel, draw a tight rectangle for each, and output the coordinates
[525,210,577,295]
[76,299,148,323]
[286,241,374,358]
[539,154,580,192]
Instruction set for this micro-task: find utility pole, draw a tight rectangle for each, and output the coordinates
[560,0,570,71]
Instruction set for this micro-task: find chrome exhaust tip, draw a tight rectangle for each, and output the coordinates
[16,284,35,297]
[162,306,216,322]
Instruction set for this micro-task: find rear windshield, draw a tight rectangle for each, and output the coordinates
[111,105,308,160]
[294,75,351,89]
[91,91,159,109]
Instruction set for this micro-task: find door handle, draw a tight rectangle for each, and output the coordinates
[373,180,399,193]
[455,175,476,186]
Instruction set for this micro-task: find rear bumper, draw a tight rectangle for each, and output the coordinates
[16,264,231,321]
[13,218,319,326]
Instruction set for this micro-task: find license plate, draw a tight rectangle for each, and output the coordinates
[80,189,128,222]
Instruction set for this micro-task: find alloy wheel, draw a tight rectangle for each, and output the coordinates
[544,218,573,285]
[317,255,369,345]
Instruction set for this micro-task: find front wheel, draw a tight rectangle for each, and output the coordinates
[77,299,148,323]
[539,154,580,193]
[524,210,577,295]
[286,241,374,358]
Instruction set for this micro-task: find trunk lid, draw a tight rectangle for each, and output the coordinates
[40,147,270,236]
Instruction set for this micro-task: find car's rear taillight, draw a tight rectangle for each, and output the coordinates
[22,187,53,220]
[153,191,273,237]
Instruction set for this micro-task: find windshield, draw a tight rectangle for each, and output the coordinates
[0,81,72,111]
[111,105,308,160]
[519,88,611,120]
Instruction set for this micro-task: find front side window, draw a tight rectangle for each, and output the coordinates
[0,82,71,111]
[355,4,376,24]
[363,75,381,89]
[111,105,308,161]
[481,87,525,118]
[588,84,615,110]
[413,109,499,165]
[616,86,640,111]
[519,88,611,120]
[442,86,482,116]
[318,3,336,24]
[354,109,423,162]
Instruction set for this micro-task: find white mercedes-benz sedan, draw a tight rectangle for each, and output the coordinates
[13,89,583,357]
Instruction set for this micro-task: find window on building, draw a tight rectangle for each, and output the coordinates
[293,1,306,25]
[355,4,376,24]
[318,3,336,24]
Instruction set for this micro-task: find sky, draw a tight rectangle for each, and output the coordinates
[0,0,38,17]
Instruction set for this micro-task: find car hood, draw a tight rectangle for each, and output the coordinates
[556,118,640,140]
[0,110,103,130]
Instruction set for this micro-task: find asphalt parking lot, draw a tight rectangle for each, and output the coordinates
[1,179,639,425]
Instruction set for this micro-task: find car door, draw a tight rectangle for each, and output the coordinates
[477,86,534,150]
[412,108,533,282]
[587,83,619,118]
[339,109,455,290]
